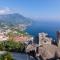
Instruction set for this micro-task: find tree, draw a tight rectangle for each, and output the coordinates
[0,52,14,60]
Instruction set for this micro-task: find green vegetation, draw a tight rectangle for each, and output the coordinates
[0,41,25,53]
[0,52,14,60]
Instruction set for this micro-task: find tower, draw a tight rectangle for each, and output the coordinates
[39,32,51,46]
[57,31,60,46]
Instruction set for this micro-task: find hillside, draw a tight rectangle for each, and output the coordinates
[0,13,32,26]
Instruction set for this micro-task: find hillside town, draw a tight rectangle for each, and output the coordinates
[0,25,33,44]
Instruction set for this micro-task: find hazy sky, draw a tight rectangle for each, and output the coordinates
[0,0,60,19]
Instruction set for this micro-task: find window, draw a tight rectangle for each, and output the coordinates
[44,40,47,43]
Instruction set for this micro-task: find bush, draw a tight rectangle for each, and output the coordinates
[0,41,25,52]
[0,52,14,60]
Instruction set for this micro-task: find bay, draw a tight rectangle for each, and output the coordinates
[26,20,60,40]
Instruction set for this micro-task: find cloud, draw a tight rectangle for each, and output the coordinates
[0,7,14,15]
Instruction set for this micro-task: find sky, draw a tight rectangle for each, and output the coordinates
[0,0,60,19]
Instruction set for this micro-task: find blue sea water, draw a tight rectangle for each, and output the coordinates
[26,20,60,40]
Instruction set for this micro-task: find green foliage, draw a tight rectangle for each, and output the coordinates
[0,43,4,51]
[0,52,14,60]
[0,41,25,53]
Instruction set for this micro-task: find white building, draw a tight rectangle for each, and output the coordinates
[0,33,8,41]
[4,29,11,34]
[39,32,52,46]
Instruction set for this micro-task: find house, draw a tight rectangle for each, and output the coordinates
[0,32,8,41]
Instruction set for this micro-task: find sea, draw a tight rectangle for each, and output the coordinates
[26,20,60,40]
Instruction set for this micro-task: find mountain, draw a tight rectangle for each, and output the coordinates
[0,13,32,26]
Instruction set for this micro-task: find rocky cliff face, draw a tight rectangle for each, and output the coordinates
[39,44,60,60]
